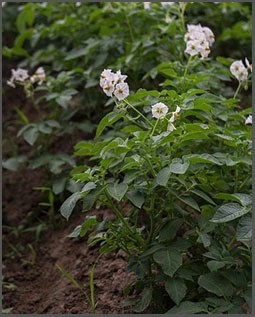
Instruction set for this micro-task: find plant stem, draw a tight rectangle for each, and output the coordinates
[234,166,239,193]
[183,55,193,79]
[179,3,186,32]
[125,13,134,43]
[104,190,144,247]
[150,118,160,137]
[146,194,156,246]
[228,235,236,250]
[233,81,242,99]
[123,99,153,127]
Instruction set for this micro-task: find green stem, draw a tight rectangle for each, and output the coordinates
[123,99,153,127]
[146,194,156,246]
[179,5,186,32]
[125,13,134,43]
[150,118,160,137]
[183,55,193,79]
[228,235,236,250]
[234,167,239,192]
[104,190,144,247]
[233,81,242,99]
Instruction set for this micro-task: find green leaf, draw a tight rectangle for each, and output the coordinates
[65,47,90,60]
[96,111,124,138]
[126,257,149,278]
[46,120,60,128]
[197,232,211,248]
[134,287,152,313]
[80,216,97,237]
[194,98,214,111]
[236,216,252,241]
[38,122,52,134]
[153,248,182,277]
[178,195,200,212]
[15,107,29,124]
[169,158,189,174]
[23,127,39,145]
[214,193,252,207]
[159,218,183,242]
[2,156,27,171]
[83,187,102,212]
[81,182,97,193]
[67,225,82,238]
[166,301,208,314]
[205,297,234,313]
[207,261,227,272]
[156,167,171,186]
[190,189,216,205]
[52,177,67,195]
[126,189,145,208]
[106,181,128,202]
[184,154,222,166]
[56,95,72,109]
[2,308,13,314]
[60,192,81,221]
[210,203,251,223]
[55,263,82,290]
[165,279,187,305]
[198,273,234,297]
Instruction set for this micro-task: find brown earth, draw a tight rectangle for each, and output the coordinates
[2,66,134,314]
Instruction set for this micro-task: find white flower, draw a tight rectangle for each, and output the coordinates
[199,42,211,59]
[7,80,16,88]
[165,15,173,23]
[245,115,252,125]
[114,82,129,101]
[33,67,46,85]
[76,2,81,7]
[170,106,181,122]
[144,2,151,10]
[11,68,29,82]
[100,69,114,88]
[114,70,128,85]
[230,60,248,82]
[167,122,176,132]
[103,81,115,97]
[185,40,203,56]
[202,26,215,46]
[245,58,252,72]
[151,102,168,119]
[161,2,175,7]
[187,24,203,34]
[184,30,207,43]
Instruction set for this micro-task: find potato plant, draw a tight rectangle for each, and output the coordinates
[2,2,252,314]
[61,7,252,314]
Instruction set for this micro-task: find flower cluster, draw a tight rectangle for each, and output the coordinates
[7,67,46,88]
[184,24,215,59]
[230,59,252,82]
[100,69,129,101]
[151,103,181,132]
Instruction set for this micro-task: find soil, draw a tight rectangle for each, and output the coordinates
[2,65,134,314]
